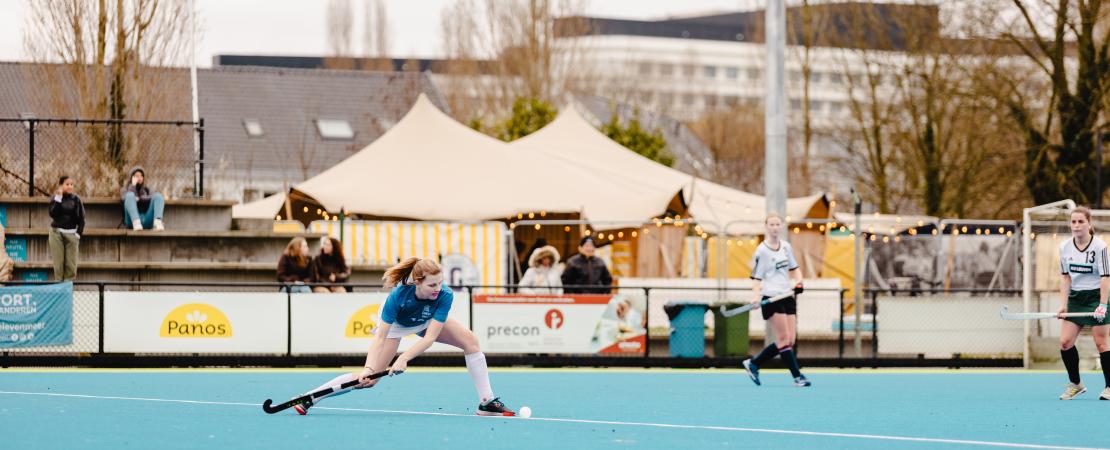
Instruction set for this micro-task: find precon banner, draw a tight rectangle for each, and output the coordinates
[290,292,471,355]
[473,294,646,354]
[104,292,287,353]
[0,281,72,348]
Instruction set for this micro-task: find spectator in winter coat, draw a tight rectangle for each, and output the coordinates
[560,236,613,294]
[519,245,562,295]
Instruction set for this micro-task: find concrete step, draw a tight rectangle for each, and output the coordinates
[0,196,236,232]
[13,261,387,286]
[4,228,325,264]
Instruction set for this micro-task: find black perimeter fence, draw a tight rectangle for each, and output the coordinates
[0,281,1022,369]
[0,118,204,198]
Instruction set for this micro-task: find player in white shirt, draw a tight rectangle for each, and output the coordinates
[1055,207,1110,400]
[741,213,809,387]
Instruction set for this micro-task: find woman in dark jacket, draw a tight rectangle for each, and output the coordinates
[277,237,314,293]
[48,175,85,281]
[312,237,351,293]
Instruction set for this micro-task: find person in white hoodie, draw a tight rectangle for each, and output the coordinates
[519,245,563,295]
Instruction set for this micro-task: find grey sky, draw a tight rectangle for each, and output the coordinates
[0,0,760,67]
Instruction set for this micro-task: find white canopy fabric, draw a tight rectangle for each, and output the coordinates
[232,191,286,219]
[832,213,940,236]
[292,94,661,221]
[511,104,826,234]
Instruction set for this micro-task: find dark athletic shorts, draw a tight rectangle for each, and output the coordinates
[761,295,797,320]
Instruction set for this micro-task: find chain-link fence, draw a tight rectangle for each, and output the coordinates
[0,118,203,198]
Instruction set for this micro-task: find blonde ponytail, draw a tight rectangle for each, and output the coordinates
[382,257,443,288]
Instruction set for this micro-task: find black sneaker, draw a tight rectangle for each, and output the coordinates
[477,397,516,416]
[742,359,761,386]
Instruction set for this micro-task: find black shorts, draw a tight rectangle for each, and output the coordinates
[761,295,797,320]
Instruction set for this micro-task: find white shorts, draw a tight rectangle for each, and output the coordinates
[382,322,429,339]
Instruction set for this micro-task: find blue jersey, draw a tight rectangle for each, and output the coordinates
[380,284,453,327]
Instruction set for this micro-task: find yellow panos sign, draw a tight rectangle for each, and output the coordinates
[160,303,233,338]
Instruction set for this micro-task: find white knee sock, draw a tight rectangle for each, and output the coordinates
[464,352,495,402]
[307,372,358,402]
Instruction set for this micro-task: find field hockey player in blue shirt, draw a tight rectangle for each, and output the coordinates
[289,257,516,416]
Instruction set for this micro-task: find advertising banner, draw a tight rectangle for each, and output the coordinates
[0,281,72,348]
[290,292,471,355]
[104,292,287,353]
[473,294,646,354]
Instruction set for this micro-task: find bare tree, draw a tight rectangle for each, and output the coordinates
[689,104,766,193]
[23,0,194,196]
[972,0,1110,206]
[438,0,592,126]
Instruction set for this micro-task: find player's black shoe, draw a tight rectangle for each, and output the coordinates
[743,359,761,386]
[477,397,516,416]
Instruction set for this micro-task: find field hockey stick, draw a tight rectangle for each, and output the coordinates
[719,291,795,318]
[262,369,394,414]
[998,305,1100,321]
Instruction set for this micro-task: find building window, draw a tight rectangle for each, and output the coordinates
[659,64,674,77]
[682,65,696,77]
[704,95,718,108]
[809,72,823,84]
[316,119,354,140]
[243,119,264,138]
[683,93,695,105]
[809,100,824,112]
[725,67,739,79]
[829,73,844,85]
[703,66,717,78]
[830,102,845,114]
[789,71,802,82]
[790,99,802,110]
[639,62,653,76]
[659,93,674,106]
[747,68,761,80]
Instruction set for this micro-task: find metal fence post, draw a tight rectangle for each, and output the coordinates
[643,287,651,361]
[197,118,205,198]
[286,288,292,357]
[27,119,35,196]
[467,286,475,331]
[871,291,879,368]
[98,283,105,355]
[838,289,844,365]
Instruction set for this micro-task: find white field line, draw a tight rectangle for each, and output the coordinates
[0,390,1103,450]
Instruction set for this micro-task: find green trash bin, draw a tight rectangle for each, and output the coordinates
[713,303,749,357]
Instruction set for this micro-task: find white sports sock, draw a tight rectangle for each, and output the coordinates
[464,352,495,402]
[307,372,358,402]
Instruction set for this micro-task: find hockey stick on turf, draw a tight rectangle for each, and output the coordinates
[262,370,394,414]
[719,291,795,318]
[998,305,1100,320]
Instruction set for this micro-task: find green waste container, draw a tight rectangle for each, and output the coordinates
[713,303,749,357]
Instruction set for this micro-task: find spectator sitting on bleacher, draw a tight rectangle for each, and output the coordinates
[0,224,13,284]
[277,237,314,293]
[121,166,165,231]
[312,237,350,293]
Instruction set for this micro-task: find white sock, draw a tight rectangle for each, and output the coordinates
[464,352,495,402]
[307,372,358,402]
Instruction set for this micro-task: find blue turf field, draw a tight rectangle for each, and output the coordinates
[1,369,1107,449]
